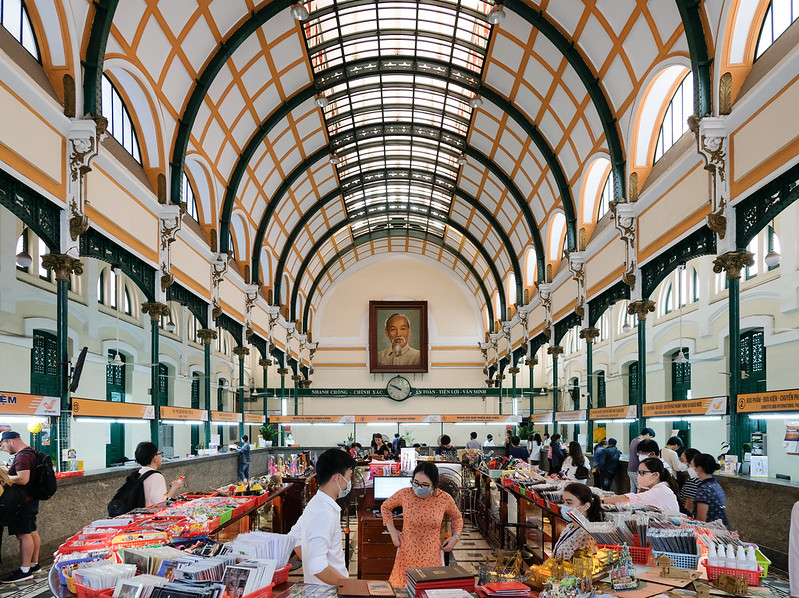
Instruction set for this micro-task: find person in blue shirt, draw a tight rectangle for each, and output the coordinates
[691,453,729,526]
[594,437,621,490]
[236,435,251,481]
[508,435,530,460]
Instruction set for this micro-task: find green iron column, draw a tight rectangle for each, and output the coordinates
[548,346,564,435]
[234,346,249,440]
[526,356,538,419]
[142,302,169,444]
[42,254,83,467]
[509,364,520,420]
[580,328,600,452]
[259,357,271,423]
[713,252,754,458]
[197,329,217,448]
[628,301,655,431]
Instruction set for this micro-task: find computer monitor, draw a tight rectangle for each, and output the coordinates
[372,476,412,500]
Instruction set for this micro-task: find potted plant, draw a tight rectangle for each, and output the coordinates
[259,423,278,447]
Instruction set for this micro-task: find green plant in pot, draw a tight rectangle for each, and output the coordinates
[259,423,278,445]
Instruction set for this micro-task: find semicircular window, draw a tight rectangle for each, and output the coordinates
[1,0,39,60]
[301,0,492,242]
[101,75,142,163]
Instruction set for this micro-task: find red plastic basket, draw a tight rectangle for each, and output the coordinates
[272,563,291,585]
[224,582,274,598]
[74,581,115,598]
[702,559,762,586]
[598,544,651,565]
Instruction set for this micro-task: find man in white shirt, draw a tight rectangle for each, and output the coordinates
[466,432,483,450]
[289,448,355,585]
[661,437,685,473]
[135,441,184,507]
[483,434,495,447]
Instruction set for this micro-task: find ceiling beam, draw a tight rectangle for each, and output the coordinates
[676,0,713,118]
[82,0,119,117]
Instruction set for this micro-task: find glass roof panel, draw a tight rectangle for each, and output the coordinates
[302,0,492,235]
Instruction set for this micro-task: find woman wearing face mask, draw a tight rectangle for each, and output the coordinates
[691,453,728,526]
[552,483,602,560]
[602,457,680,512]
[381,462,463,587]
[678,448,701,514]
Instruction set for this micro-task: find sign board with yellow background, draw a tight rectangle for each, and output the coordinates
[243,413,265,424]
[529,412,554,423]
[737,389,799,413]
[555,409,587,422]
[210,411,242,422]
[160,406,208,421]
[72,397,154,419]
[590,405,638,420]
[270,414,522,424]
[642,396,727,418]
[0,391,59,416]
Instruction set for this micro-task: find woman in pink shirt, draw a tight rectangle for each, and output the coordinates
[601,458,680,513]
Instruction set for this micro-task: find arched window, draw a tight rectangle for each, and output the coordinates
[37,238,49,280]
[597,173,613,220]
[101,75,142,163]
[767,225,781,271]
[756,0,799,58]
[0,0,39,59]
[229,231,236,261]
[508,273,517,306]
[746,236,759,280]
[183,172,199,221]
[123,288,131,315]
[109,267,118,309]
[494,292,501,323]
[548,213,566,260]
[524,248,537,288]
[654,73,694,163]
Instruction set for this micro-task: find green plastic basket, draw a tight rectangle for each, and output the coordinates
[744,544,771,578]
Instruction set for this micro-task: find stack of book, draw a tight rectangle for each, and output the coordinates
[406,565,475,598]
[475,581,532,598]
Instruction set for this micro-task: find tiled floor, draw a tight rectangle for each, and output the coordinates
[0,564,53,598]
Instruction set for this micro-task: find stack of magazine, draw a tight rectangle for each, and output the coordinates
[228,532,295,566]
[221,558,278,597]
[73,563,137,590]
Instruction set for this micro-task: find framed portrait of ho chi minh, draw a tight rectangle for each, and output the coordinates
[369,300,428,373]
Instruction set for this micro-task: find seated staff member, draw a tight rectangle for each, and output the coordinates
[371,434,393,461]
[602,457,680,512]
[381,462,463,588]
[435,435,455,455]
[661,437,685,473]
[552,483,601,560]
[289,449,355,585]
[691,453,729,526]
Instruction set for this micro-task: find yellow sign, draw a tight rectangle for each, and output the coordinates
[642,397,727,417]
[0,391,59,416]
[243,413,265,424]
[737,389,799,413]
[210,411,242,422]
[555,409,587,422]
[271,415,355,423]
[160,406,207,421]
[447,414,522,424]
[72,397,154,419]
[269,414,522,424]
[529,412,553,423]
[590,405,638,420]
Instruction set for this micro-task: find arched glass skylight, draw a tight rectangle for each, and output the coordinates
[654,74,694,163]
[548,213,566,260]
[1,0,39,60]
[581,158,611,223]
[508,273,516,305]
[597,173,613,219]
[756,0,799,58]
[182,172,199,221]
[525,248,537,286]
[101,75,142,163]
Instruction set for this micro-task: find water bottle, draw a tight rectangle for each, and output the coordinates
[747,546,759,571]
[707,543,718,568]
[736,545,747,570]
[725,544,736,569]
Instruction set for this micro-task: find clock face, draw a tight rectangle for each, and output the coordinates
[386,375,412,401]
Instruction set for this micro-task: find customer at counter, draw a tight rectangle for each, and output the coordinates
[661,436,684,473]
[549,433,566,474]
[508,436,530,460]
[552,483,602,560]
[135,442,184,507]
[561,441,588,482]
[435,435,455,456]
[602,457,680,512]
[371,434,393,460]
[289,448,355,585]
[691,453,729,526]
[628,428,655,493]
[381,461,463,587]
[679,448,701,514]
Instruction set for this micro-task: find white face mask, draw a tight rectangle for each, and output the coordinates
[687,467,697,479]
[337,474,351,499]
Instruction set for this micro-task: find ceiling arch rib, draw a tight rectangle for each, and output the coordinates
[296,224,501,328]
[82,0,119,117]
[675,0,713,117]
[272,177,524,311]
[251,135,529,295]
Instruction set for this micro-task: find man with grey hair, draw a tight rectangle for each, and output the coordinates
[376,313,420,366]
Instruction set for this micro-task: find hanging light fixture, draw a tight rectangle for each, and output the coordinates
[457,152,468,165]
[487,4,506,25]
[290,1,310,21]
[329,152,341,165]
[165,320,176,334]
[622,305,631,334]
[764,219,781,267]
[469,95,483,109]
[15,229,32,268]
[314,93,328,108]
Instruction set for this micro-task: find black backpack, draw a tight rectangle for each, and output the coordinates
[0,483,26,525]
[17,448,57,500]
[107,470,160,517]
[575,464,590,479]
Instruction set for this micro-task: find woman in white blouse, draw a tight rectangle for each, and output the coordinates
[527,433,542,465]
[602,457,680,513]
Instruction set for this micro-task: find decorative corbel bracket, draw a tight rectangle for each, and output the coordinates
[567,251,586,319]
[210,253,228,320]
[611,201,638,288]
[691,114,731,245]
[65,118,105,251]
[159,203,185,293]
[244,284,259,338]
[537,283,553,338]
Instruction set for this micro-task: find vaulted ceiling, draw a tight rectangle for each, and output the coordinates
[90,0,705,328]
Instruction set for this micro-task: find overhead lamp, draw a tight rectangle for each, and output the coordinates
[112,352,123,365]
[469,95,483,109]
[765,249,781,268]
[457,152,468,165]
[621,320,631,334]
[487,4,506,25]
[539,388,547,396]
[290,1,310,21]
[314,93,328,108]
[329,153,341,165]
[673,350,688,364]
[749,412,799,420]
[15,249,32,268]
[165,320,176,333]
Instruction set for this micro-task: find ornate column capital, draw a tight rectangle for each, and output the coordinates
[546,345,564,357]
[524,356,539,367]
[141,301,170,322]
[276,367,290,376]
[258,358,273,368]
[41,253,83,282]
[712,251,754,280]
[233,346,250,359]
[508,366,520,375]
[627,299,656,321]
[197,328,218,345]
[579,328,600,344]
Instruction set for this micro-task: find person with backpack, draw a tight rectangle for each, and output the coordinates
[596,438,622,491]
[0,430,42,582]
[135,442,184,507]
[237,435,251,482]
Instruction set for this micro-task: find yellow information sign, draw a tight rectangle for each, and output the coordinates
[72,397,154,419]
[642,396,727,418]
[590,405,638,420]
[555,409,587,422]
[737,389,799,413]
[210,411,242,423]
[529,412,553,423]
[271,415,355,424]
[243,413,265,424]
[160,406,207,421]
[0,391,59,416]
